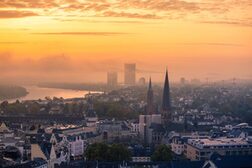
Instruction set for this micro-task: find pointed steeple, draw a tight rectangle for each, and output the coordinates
[146,77,154,115]
[148,77,152,90]
[50,144,56,159]
[162,68,171,112]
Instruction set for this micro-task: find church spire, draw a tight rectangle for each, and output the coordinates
[148,77,152,90]
[162,68,171,112]
[146,77,154,115]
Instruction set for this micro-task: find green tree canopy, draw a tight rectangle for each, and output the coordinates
[85,143,131,162]
[94,101,138,120]
[108,144,131,161]
[151,145,172,161]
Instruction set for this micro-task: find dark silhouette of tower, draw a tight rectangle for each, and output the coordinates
[162,69,172,121]
[146,78,154,115]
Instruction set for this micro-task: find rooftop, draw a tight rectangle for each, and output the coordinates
[188,137,252,149]
[7,158,47,168]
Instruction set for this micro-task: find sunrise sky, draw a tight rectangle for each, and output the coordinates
[0,0,251,83]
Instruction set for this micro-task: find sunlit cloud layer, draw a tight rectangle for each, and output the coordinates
[0,0,251,26]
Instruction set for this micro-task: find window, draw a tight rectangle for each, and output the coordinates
[231,151,236,155]
[204,146,210,149]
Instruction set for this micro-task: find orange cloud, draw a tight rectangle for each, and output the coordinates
[102,11,161,19]
[0,0,251,25]
[0,42,26,44]
[0,10,38,18]
[31,32,128,36]
[116,0,200,11]
[198,20,252,27]
[0,0,58,8]
[178,42,244,47]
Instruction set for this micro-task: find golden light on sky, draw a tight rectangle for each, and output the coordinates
[0,0,252,83]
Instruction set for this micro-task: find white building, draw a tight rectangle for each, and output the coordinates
[139,114,162,144]
[86,116,98,128]
[132,156,151,162]
[0,122,14,138]
[68,135,87,159]
[130,122,139,133]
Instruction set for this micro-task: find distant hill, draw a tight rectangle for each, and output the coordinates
[0,85,28,100]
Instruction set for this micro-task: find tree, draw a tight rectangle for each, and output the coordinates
[28,103,40,114]
[107,144,131,161]
[85,143,131,161]
[85,143,109,161]
[94,101,138,120]
[0,101,8,109]
[5,102,27,114]
[151,145,172,161]
[63,103,70,114]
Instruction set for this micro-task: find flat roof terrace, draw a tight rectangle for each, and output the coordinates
[187,138,252,150]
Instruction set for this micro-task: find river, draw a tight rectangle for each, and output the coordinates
[3,86,97,103]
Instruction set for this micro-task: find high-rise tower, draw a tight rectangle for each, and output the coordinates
[107,71,118,87]
[146,78,154,115]
[124,63,136,85]
[162,69,171,121]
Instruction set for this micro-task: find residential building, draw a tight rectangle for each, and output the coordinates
[185,137,252,161]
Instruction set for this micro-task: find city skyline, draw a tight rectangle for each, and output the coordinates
[0,0,252,83]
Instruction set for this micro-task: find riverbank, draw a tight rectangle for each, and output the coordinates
[0,85,102,103]
[37,82,120,92]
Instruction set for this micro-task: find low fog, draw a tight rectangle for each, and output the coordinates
[0,53,251,85]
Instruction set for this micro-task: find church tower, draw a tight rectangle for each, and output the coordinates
[146,78,155,115]
[162,69,172,121]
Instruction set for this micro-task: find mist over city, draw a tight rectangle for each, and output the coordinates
[0,53,251,84]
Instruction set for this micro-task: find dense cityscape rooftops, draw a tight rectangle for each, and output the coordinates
[0,69,252,167]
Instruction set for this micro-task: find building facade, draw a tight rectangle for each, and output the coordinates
[139,114,162,144]
[107,71,118,87]
[124,63,136,85]
[185,137,252,161]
